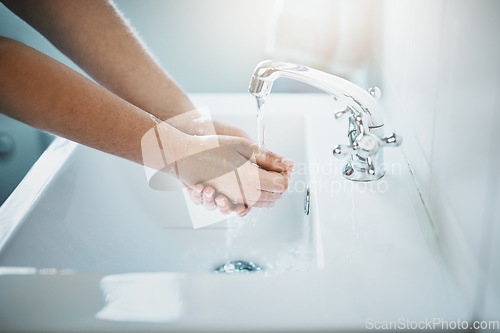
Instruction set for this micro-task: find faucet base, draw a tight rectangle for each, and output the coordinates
[342,157,385,182]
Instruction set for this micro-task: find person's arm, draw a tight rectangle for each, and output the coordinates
[0,37,290,212]
[0,36,176,166]
[1,0,294,213]
[0,0,242,136]
[2,0,284,214]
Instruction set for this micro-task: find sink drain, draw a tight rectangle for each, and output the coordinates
[214,260,263,273]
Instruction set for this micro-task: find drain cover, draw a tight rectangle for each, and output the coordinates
[214,260,263,273]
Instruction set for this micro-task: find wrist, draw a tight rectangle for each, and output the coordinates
[167,113,216,136]
[141,116,192,170]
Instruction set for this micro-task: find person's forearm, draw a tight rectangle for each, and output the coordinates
[2,0,196,123]
[0,36,184,168]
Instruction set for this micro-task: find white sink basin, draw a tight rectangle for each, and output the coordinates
[0,112,318,274]
[0,94,467,332]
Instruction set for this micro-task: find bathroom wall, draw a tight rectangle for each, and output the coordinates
[267,0,383,89]
[0,116,53,205]
[113,0,274,93]
[380,0,500,321]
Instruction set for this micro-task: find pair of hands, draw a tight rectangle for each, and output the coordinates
[181,120,294,216]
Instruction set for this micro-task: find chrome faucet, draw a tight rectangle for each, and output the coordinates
[248,60,402,182]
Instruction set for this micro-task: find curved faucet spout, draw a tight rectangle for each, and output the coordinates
[248,60,402,182]
[248,60,383,127]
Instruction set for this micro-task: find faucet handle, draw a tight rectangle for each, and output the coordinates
[332,144,354,157]
[334,107,351,119]
[332,134,377,159]
[355,132,402,156]
[380,133,402,147]
[333,132,402,179]
[333,132,402,158]
[368,87,382,100]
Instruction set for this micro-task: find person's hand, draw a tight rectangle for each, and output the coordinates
[190,120,291,215]
[167,113,252,141]
[180,134,294,216]
[176,117,264,215]
[212,120,253,140]
[186,184,251,216]
[168,115,293,215]
[188,121,253,215]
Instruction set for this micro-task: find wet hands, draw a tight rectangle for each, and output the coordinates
[181,134,294,216]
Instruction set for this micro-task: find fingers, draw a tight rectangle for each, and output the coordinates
[257,169,289,193]
[190,184,242,215]
[216,194,256,215]
[220,193,277,209]
[189,182,280,216]
[215,193,264,215]
[250,201,276,208]
[189,183,205,205]
[189,184,233,214]
[246,145,295,173]
[215,194,233,214]
[254,190,283,202]
[202,186,216,210]
[234,205,251,216]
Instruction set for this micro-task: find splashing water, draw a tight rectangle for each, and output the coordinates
[223,210,261,261]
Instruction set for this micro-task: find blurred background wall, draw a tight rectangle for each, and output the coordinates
[114,0,273,93]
